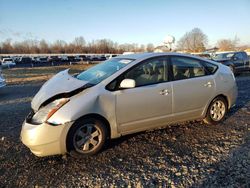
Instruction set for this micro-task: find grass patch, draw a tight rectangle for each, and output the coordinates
[2,64,94,85]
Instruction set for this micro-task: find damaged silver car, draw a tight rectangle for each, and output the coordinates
[21,53,237,157]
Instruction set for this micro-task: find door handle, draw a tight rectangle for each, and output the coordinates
[159,89,170,95]
[204,81,212,87]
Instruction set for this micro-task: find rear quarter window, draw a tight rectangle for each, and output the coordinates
[202,61,218,74]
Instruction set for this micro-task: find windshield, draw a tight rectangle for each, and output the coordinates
[213,53,234,60]
[76,58,134,85]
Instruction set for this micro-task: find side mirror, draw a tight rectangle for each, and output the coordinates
[120,79,135,89]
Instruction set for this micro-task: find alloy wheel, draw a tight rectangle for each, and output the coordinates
[73,123,102,153]
[210,100,226,121]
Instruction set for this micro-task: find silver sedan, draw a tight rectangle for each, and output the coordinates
[20,53,237,157]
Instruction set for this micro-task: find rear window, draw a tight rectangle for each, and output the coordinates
[241,52,248,59]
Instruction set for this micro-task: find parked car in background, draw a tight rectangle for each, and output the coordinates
[18,56,33,64]
[60,55,68,62]
[36,57,48,63]
[105,54,118,59]
[68,56,77,63]
[89,55,100,61]
[48,56,61,63]
[74,56,82,62]
[89,55,107,61]
[21,52,237,157]
[100,55,107,61]
[212,51,249,74]
[1,58,16,67]
[12,56,21,63]
[192,53,211,59]
[0,66,6,88]
[0,56,10,61]
[79,55,88,61]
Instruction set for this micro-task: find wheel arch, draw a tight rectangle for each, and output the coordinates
[203,94,229,125]
[66,113,111,153]
[203,94,229,118]
[214,94,229,108]
[72,113,111,138]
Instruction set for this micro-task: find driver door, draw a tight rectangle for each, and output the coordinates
[114,57,173,134]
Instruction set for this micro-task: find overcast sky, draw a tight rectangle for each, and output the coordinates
[0,0,249,46]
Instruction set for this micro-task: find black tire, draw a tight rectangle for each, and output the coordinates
[66,118,107,156]
[203,96,228,125]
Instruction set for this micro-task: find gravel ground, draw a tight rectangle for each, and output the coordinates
[0,76,249,188]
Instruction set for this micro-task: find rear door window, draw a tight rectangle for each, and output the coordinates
[170,56,206,81]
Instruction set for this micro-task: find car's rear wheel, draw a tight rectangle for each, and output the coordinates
[66,118,107,156]
[203,96,228,125]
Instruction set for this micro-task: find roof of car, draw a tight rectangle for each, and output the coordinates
[115,52,199,60]
[114,52,221,66]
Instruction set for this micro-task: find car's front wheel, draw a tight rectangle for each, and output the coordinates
[203,96,228,125]
[66,118,107,156]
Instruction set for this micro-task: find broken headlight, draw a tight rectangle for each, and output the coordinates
[31,98,69,124]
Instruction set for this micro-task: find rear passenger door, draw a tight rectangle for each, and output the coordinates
[170,56,217,119]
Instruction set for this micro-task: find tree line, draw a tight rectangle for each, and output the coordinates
[176,28,248,52]
[0,28,248,54]
[0,37,155,54]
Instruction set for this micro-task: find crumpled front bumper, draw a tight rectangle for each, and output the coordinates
[20,120,73,157]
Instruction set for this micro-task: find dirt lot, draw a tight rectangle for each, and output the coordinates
[0,70,249,187]
[2,64,93,85]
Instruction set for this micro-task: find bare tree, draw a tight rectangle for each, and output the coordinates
[27,40,40,54]
[177,28,208,52]
[1,39,13,53]
[71,36,86,53]
[217,37,240,51]
[0,37,159,54]
[39,39,50,53]
[146,43,154,52]
[51,40,67,53]
[95,39,115,53]
[217,39,235,51]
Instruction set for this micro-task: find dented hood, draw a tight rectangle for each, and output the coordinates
[32,69,88,111]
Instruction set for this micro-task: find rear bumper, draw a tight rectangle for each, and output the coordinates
[20,121,73,157]
[227,83,238,109]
